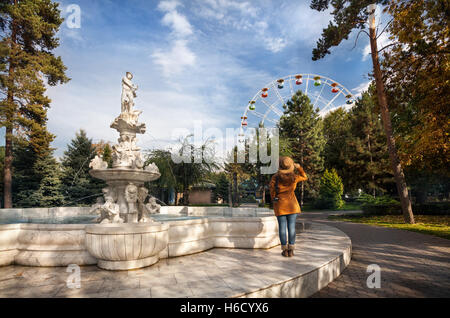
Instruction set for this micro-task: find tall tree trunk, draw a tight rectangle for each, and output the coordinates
[3,3,17,208]
[228,181,232,207]
[261,181,266,205]
[368,12,414,224]
[367,133,376,197]
[3,126,13,208]
[300,152,304,206]
[259,173,266,205]
[232,172,238,207]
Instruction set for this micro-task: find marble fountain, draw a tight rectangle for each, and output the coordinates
[0,73,351,297]
[0,72,281,270]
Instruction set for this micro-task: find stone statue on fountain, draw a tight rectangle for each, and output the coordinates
[88,72,161,224]
[91,187,124,224]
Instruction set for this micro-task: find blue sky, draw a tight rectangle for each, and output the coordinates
[22,0,388,158]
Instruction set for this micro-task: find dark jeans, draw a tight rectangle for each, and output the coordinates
[276,213,297,246]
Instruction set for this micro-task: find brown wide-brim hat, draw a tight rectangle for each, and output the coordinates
[278,156,300,174]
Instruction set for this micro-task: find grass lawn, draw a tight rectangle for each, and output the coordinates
[328,214,450,240]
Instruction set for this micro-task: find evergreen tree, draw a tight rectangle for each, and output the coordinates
[102,144,113,168]
[316,169,344,210]
[323,107,352,188]
[224,146,251,207]
[12,139,40,206]
[211,172,229,204]
[61,130,104,206]
[15,150,64,207]
[0,0,69,208]
[279,90,325,204]
[346,90,393,196]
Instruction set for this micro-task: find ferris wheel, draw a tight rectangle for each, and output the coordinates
[239,73,355,132]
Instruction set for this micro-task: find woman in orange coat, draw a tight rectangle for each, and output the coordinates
[269,156,308,257]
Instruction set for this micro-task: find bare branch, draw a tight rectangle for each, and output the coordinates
[352,29,370,50]
[376,18,393,40]
[378,43,396,53]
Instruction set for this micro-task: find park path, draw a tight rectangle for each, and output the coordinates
[298,210,450,298]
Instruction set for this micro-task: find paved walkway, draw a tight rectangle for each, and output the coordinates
[300,211,450,298]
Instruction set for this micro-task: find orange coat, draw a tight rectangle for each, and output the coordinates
[269,167,308,216]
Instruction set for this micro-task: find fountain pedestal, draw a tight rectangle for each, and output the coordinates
[85,223,169,270]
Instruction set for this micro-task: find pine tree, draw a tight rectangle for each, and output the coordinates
[316,169,344,210]
[323,107,352,189]
[15,150,64,207]
[279,90,325,204]
[0,0,69,208]
[212,172,229,204]
[310,0,415,224]
[346,89,393,196]
[12,139,40,206]
[61,130,105,206]
[224,146,251,207]
[102,144,113,168]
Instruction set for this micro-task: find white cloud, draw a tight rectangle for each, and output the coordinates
[152,39,196,77]
[157,0,180,12]
[352,80,371,97]
[161,8,193,37]
[192,0,289,53]
[153,1,196,77]
[264,37,288,53]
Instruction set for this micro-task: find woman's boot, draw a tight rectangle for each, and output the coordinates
[288,244,295,257]
[281,245,289,257]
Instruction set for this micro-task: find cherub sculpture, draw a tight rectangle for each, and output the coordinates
[137,187,151,223]
[89,155,108,170]
[94,188,123,224]
[146,196,161,215]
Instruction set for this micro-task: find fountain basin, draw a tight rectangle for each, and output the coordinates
[0,223,96,266]
[0,207,278,268]
[89,168,160,183]
[85,222,169,270]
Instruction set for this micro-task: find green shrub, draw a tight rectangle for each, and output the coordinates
[241,195,257,203]
[357,193,399,205]
[315,169,344,209]
[361,202,450,215]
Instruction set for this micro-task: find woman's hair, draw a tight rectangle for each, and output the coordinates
[277,171,298,185]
